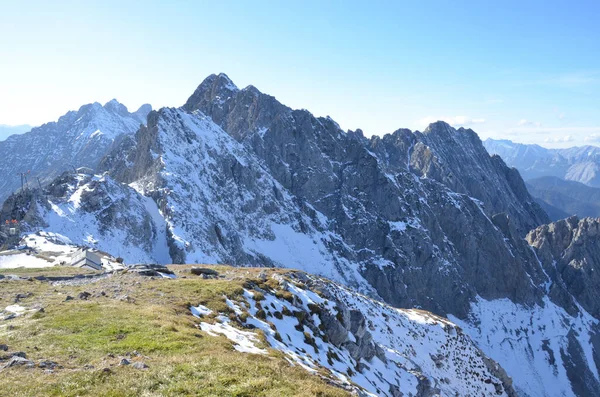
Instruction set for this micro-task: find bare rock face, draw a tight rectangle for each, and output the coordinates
[410,123,549,235]
[527,216,600,318]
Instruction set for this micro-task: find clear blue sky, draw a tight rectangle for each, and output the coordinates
[1,0,599,147]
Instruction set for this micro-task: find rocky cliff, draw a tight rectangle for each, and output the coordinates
[528,217,600,318]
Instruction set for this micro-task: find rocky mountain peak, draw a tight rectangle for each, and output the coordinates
[241,84,261,95]
[183,73,239,111]
[216,72,238,90]
[183,74,290,141]
[422,120,452,134]
[134,103,152,120]
[103,98,129,116]
[422,122,481,146]
[0,99,153,202]
[410,122,549,234]
[527,215,600,257]
[78,101,103,115]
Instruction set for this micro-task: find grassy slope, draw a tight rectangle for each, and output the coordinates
[0,265,349,397]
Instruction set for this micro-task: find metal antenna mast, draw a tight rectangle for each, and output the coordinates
[17,170,31,192]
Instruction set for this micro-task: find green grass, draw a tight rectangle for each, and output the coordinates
[0,265,349,397]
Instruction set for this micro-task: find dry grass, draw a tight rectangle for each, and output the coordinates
[0,265,349,397]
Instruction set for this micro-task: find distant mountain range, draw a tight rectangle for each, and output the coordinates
[484,138,600,220]
[526,176,600,220]
[484,138,600,187]
[0,124,33,141]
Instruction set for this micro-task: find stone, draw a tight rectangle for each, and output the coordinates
[190,267,219,277]
[14,292,32,303]
[2,356,34,369]
[118,295,135,303]
[132,361,148,370]
[38,360,60,369]
[128,264,174,277]
[78,291,91,300]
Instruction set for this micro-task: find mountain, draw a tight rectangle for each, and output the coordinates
[3,73,600,395]
[0,124,33,141]
[526,176,600,220]
[0,100,151,202]
[484,138,600,187]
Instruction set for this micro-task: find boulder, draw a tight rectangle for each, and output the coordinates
[132,361,149,370]
[78,291,91,300]
[190,267,219,277]
[2,356,34,369]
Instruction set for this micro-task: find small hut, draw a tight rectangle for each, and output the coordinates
[70,249,104,270]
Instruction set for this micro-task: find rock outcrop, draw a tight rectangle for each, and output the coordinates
[196,271,517,397]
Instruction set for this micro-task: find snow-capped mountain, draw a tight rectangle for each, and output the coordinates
[484,138,600,187]
[0,100,151,202]
[3,74,600,395]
